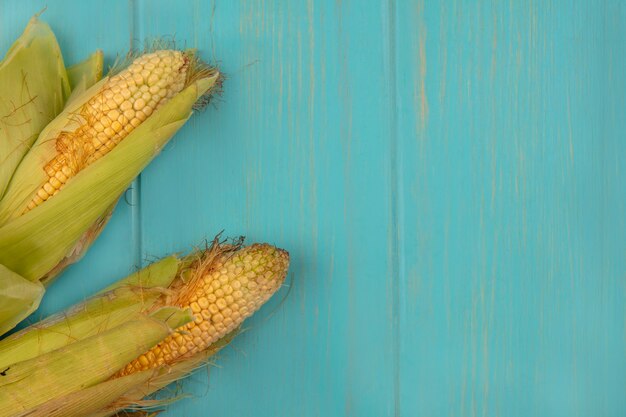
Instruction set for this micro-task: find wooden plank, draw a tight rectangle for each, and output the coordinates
[1,1,624,416]
[396,1,626,416]
[135,0,396,415]
[0,0,138,321]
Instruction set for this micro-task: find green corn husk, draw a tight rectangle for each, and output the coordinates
[16,371,154,417]
[65,49,105,110]
[0,17,105,336]
[0,50,219,334]
[0,16,70,199]
[0,307,193,417]
[67,49,104,93]
[20,333,238,417]
[0,264,44,336]
[0,240,289,417]
[0,256,180,369]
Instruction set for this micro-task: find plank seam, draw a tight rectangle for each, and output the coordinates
[129,0,144,269]
[385,0,401,416]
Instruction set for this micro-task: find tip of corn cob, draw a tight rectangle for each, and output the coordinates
[109,43,223,111]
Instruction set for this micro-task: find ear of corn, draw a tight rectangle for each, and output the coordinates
[99,255,180,292]
[0,50,211,222]
[120,243,289,375]
[0,16,70,198]
[0,61,219,279]
[0,240,289,417]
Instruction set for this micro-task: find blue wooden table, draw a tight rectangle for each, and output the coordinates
[2,1,625,416]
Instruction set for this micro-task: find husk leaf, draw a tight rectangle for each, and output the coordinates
[0,308,192,417]
[0,264,44,336]
[66,49,104,97]
[99,255,180,293]
[16,371,153,417]
[40,201,117,284]
[0,256,180,369]
[0,16,70,198]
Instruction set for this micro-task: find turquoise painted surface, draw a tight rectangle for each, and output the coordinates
[2,1,625,416]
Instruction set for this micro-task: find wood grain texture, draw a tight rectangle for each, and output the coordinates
[397,1,626,416]
[2,1,624,416]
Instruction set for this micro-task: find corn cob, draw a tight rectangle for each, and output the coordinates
[26,50,190,212]
[0,240,289,417]
[121,243,290,375]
